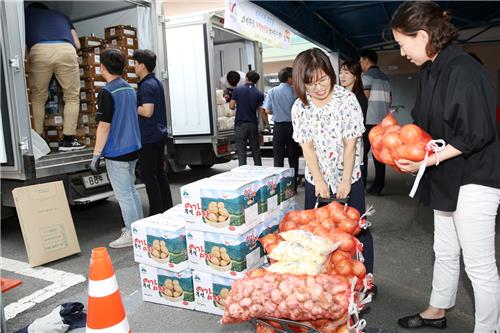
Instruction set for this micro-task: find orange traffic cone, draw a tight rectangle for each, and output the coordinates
[86,247,131,332]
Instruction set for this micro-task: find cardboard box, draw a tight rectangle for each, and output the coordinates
[139,264,195,310]
[105,25,137,39]
[232,166,296,206]
[83,135,96,147]
[123,71,139,83]
[192,270,236,315]
[44,126,63,140]
[80,88,99,102]
[80,65,102,80]
[78,52,100,66]
[106,36,138,49]
[79,36,103,49]
[12,181,81,267]
[186,225,265,279]
[78,112,96,125]
[132,205,189,272]
[212,171,280,216]
[44,115,64,127]
[80,78,106,91]
[180,178,263,235]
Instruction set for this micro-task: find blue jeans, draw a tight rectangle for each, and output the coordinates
[106,159,144,229]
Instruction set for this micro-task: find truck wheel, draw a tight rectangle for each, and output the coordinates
[188,164,214,170]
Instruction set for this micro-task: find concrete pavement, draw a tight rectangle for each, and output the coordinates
[2,158,498,333]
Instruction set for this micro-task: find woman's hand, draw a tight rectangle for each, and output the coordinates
[395,159,422,173]
[336,179,351,199]
[315,179,330,198]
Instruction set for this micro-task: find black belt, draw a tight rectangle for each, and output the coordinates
[274,121,292,124]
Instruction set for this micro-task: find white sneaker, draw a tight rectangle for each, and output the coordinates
[109,229,132,248]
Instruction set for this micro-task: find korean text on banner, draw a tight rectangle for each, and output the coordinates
[224,0,292,49]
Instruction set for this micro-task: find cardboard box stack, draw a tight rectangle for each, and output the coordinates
[132,166,297,316]
[77,35,104,147]
[102,25,139,88]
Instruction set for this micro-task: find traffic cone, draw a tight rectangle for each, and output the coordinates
[86,247,131,333]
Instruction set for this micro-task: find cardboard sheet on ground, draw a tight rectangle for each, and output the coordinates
[13,181,80,267]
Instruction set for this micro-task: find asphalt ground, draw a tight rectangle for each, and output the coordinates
[1,157,499,333]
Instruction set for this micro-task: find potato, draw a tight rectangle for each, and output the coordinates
[218,215,227,222]
[160,245,168,253]
[220,288,229,298]
[219,208,229,217]
[174,285,183,293]
[217,202,225,209]
[159,240,166,247]
[207,213,218,222]
[164,289,173,297]
[165,279,173,289]
[160,252,167,259]
[221,252,230,262]
[220,259,229,266]
[208,206,218,214]
[152,240,161,251]
[208,201,217,209]
[173,291,181,297]
[151,249,160,258]
[220,247,227,255]
[210,256,220,266]
[173,279,180,286]
[211,248,220,257]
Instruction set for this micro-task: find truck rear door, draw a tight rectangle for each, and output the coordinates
[164,16,213,136]
[0,1,32,180]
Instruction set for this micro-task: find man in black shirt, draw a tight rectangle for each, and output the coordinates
[133,49,173,216]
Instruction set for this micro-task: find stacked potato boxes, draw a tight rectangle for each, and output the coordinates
[180,166,297,315]
[78,35,104,147]
[132,205,195,310]
[102,25,139,89]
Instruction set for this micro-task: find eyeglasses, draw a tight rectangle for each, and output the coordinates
[305,76,331,90]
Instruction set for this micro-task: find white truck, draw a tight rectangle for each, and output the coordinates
[0,0,263,210]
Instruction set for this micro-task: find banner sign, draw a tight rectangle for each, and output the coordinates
[224,0,292,49]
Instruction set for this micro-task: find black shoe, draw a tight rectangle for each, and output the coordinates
[59,138,86,151]
[366,187,382,196]
[398,313,447,329]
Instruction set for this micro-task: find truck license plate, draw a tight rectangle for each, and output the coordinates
[82,173,110,189]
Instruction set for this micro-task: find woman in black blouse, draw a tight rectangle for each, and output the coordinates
[391,2,500,332]
[340,61,369,186]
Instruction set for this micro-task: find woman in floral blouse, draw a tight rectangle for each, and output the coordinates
[291,48,374,276]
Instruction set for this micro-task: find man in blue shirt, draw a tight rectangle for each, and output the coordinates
[25,2,85,151]
[91,49,143,248]
[133,49,173,216]
[229,71,268,166]
[262,67,299,180]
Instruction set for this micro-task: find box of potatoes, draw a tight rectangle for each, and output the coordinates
[186,225,266,279]
[139,264,194,309]
[192,270,235,315]
[132,205,188,272]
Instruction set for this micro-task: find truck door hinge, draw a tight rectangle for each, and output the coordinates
[161,70,168,80]
[19,136,29,153]
[158,15,169,24]
[9,55,20,72]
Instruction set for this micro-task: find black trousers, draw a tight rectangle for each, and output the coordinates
[304,178,374,274]
[272,122,299,181]
[235,122,262,166]
[138,140,173,216]
[364,124,386,193]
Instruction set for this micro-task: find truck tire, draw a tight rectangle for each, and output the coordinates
[188,164,214,170]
